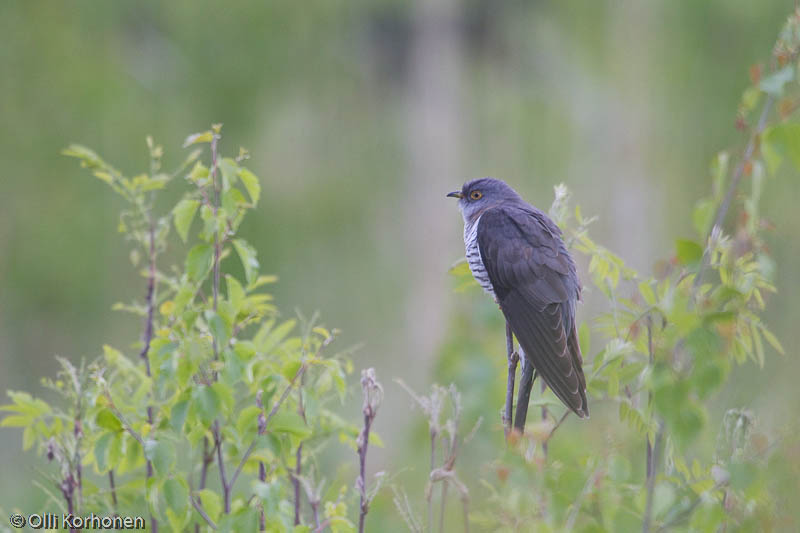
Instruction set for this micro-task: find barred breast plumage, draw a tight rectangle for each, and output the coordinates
[464,216,495,298]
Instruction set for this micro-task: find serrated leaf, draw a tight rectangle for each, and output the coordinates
[220,157,240,187]
[163,478,189,514]
[239,168,261,206]
[173,199,200,243]
[186,244,213,281]
[233,239,259,285]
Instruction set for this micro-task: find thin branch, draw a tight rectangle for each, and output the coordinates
[108,470,118,509]
[210,131,221,325]
[104,394,145,448]
[643,316,658,533]
[293,443,303,526]
[642,425,664,533]
[213,421,230,513]
[438,471,448,533]
[191,495,218,530]
[544,410,571,444]
[259,460,267,532]
[695,96,774,289]
[427,428,436,533]
[502,322,518,437]
[357,368,383,533]
[138,219,158,533]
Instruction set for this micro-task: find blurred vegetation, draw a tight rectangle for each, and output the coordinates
[2,1,800,532]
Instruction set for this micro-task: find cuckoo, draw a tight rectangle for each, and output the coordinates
[448,178,589,419]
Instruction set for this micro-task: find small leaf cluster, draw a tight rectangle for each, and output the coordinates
[3,127,366,532]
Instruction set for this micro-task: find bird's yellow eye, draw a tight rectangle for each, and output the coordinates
[470,190,482,200]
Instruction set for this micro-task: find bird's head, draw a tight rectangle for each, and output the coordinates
[447,177,522,223]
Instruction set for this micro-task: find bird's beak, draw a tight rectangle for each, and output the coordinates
[446,191,463,199]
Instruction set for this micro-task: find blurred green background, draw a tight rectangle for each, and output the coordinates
[2,0,799,524]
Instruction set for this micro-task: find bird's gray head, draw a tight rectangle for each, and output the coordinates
[447,178,523,223]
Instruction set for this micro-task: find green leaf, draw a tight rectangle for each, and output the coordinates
[186,244,213,281]
[219,157,240,187]
[255,319,296,353]
[222,188,247,214]
[144,439,176,476]
[638,281,656,306]
[163,478,189,514]
[94,432,114,472]
[692,199,715,238]
[183,131,214,147]
[197,489,222,523]
[0,415,30,427]
[173,199,200,243]
[233,239,260,285]
[239,168,261,206]
[23,426,35,450]
[762,122,800,174]
[236,405,262,437]
[96,408,123,432]
[193,386,220,424]
[268,411,311,440]
[207,311,231,346]
[226,275,246,314]
[675,239,703,266]
[759,325,785,355]
[170,400,190,432]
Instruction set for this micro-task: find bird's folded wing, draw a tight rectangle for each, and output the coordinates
[477,206,588,417]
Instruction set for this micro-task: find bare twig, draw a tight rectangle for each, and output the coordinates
[213,421,230,513]
[357,368,383,533]
[196,437,215,533]
[293,443,303,526]
[108,470,118,509]
[502,322,518,437]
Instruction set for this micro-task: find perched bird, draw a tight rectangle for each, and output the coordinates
[448,178,588,418]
